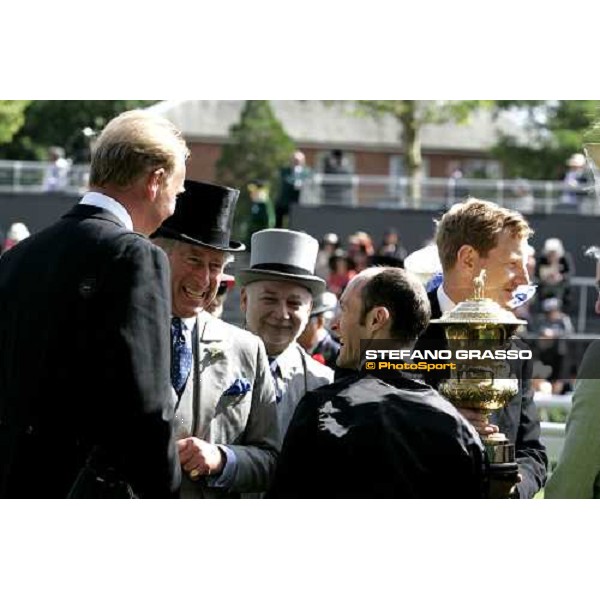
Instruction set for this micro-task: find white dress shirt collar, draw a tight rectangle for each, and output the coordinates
[437,284,456,315]
[182,315,197,331]
[80,191,134,231]
[272,343,304,380]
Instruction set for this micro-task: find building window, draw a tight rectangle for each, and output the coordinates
[315,150,356,173]
[463,159,502,179]
[389,155,430,179]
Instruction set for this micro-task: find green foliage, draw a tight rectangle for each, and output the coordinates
[0,101,31,145]
[0,100,155,161]
[216,100,295,241]
[356,100,490,203]
[582,102,600,143]
[358,100,491,128]
[491,100,598,179]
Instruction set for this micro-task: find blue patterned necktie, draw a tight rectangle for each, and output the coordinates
[171,317,192,395]
[269,358,284,404]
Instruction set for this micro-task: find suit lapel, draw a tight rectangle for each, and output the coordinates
[422,288,447,347]
[428,288,442,319]
[194,314,230,438]
[415,287,449,387]
[275,344,294,382]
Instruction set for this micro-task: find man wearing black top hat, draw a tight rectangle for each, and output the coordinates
[152,180,280,498]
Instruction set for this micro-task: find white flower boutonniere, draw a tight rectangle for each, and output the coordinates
[206,344,227,362]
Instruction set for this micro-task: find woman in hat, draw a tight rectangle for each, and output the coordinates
[560,152,590,210]
[535,237,574,309]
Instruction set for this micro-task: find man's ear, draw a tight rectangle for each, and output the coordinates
[456,244,477,271]
[146,168,166,200]
[369,305,390,333]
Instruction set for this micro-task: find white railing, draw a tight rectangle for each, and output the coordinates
[535,393,573,411]
[571,277,600,333]
[1,162,599,215]
[300,174,600,215]
[0,160,89,195]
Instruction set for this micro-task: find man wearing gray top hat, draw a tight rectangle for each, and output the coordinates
[239,229,334,436]
[152,180,280,498]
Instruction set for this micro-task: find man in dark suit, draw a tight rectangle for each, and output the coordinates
[0,110,188,498]
[275,150,311,228]
[414,198,547,498]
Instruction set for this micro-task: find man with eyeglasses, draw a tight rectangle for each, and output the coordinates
[546,248,600,498]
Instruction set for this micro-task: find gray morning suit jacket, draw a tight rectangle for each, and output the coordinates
[174,312,280,498]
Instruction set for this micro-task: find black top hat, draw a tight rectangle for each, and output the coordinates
[151,179,245,252]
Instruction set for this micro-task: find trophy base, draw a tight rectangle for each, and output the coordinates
[483,433,518,498]
[484,432,515,463]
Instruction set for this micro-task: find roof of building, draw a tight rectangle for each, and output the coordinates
[147,100,530,152]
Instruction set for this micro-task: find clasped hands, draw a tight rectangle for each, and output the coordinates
[177,437,225,481]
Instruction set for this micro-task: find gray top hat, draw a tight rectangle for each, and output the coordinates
[238,229,326,295]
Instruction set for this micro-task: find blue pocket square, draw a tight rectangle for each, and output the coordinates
[223,378,252,396]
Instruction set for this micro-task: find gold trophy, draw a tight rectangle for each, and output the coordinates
[430,270,525,498]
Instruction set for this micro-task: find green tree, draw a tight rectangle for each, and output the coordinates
[216,100,295,242]
[0,101,30,145]
[491,100,597,179]
[0,100,155,161]
[357,100,491,205]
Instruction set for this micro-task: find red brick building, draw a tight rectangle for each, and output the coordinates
[148,100,527,182]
